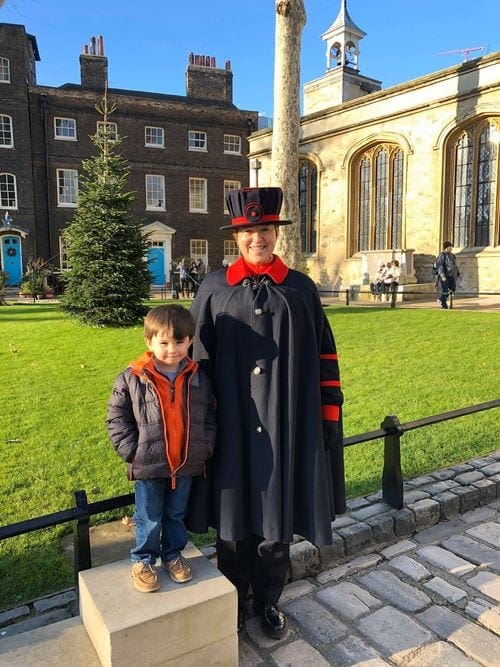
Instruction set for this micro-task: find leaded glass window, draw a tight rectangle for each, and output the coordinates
[298,160,317,253]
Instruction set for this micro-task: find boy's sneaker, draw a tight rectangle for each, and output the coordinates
[132,562,160,592]
[162,555,192,583]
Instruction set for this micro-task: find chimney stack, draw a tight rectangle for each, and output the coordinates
[186,53,233,103]
[79,35,108,91]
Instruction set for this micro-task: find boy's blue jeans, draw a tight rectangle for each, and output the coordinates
[131,477,192,565]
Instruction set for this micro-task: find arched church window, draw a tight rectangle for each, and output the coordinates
[298,160,318,253]
[351,145,404,255]
[330,43,342,67]
[448,119,499,247]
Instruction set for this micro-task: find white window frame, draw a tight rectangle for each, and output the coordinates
[224,240,240,265]
[97,121,118,141]
[145,126,165,148]
[54,117,77,141]
[223,134,241,155]
[56,169,78,207]
[0,57,10,83]
[223,179,241,214]
[190,239,208,266]
[188,130,207,152]
[0,173,17,209]
[146,174,166,210]
[0,114,13,148]
[189,177,208,213]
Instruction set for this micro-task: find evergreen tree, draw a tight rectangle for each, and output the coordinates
[61,95,151,326]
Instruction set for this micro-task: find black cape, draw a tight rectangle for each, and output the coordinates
[186,265,345,546]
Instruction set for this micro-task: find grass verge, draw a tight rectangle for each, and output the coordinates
[0,302,498,608]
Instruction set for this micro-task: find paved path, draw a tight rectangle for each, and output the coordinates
[239,500,500,665]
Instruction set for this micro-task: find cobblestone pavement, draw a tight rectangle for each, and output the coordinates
[239,457,500,666]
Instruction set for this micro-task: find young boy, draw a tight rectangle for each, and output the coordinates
[106,304,216,592]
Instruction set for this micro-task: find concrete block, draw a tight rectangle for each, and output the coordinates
[488,473,500,495]
[423,576,467,604]
[467,571,500,602]
[33,589,77,613]
[271,639,330,666]
[407,498,440,529]
[461,505,497,523]
[413,517,465,545]
[468,455,497,468]
[319,532,345,569]
[455,470,484,485]
[405,475,435,487]
[290,540,321,579]
[403,640,478,666]
[337,522,372,555]
[417,605,500,665]
[380,539,417,558]
[360,570,431,612]
[417,545,476,577]
[357,606,432,662]
[350,501,392,521]
[402,490,430,504]
[449,486,480,513]
[79,543,237,667]
[393,508,416,537]
[280,579,317,607]
[0,605,30,627]
[365,514,394,544]
[465,597,500,635]
[316,553,383,585]
[284,597,348,645]
[0,617,100,667]
[441,534,500,572]
[388,555,431,582]
[0,608,72,638]
[433,491,460,518]
[481,461,500,476]
[430,469,456,481]
[325,635,389,666]
[466,520,500,548]
[472,478,498,504]
[346,497,371,511]
[420,480,458,495]
[451,464,474,474]
[316,582,381,621]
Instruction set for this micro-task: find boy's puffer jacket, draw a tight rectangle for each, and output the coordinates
[106,362,216,481]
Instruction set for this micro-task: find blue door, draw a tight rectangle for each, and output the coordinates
[2,236,22,286]
[147,244,165,285]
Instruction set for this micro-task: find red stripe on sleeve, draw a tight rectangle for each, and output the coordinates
[321,405,340,421]
[320,354,338,360]
[320,380,341,388]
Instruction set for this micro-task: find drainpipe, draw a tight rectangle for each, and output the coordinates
[40,93,53,257]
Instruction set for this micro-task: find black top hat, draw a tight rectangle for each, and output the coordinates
[220,187,293,230]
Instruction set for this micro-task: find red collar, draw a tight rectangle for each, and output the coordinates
[226,255,289,286]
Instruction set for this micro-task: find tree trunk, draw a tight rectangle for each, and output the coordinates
[271,0,306,269]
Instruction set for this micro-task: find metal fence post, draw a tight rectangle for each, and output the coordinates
[380,415,404,509]
[73,489,92,588]
[390,289,397,308]
[449,290,454,309]
[345,289,350,306]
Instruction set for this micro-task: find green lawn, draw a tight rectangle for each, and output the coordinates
[0,302,499,609]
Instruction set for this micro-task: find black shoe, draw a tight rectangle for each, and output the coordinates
[237,610,246,634]
[259,603,287,639]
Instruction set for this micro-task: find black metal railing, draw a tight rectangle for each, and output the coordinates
[0,399,498,592]
[319,289,500,309]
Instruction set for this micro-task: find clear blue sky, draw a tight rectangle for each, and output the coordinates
[2,0,499,116]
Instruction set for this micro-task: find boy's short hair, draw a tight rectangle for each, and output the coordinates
[144,305,195,341]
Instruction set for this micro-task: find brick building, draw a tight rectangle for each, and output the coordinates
[0,23,258,287]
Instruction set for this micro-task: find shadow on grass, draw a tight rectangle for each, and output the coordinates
[0,532,73,610]
[0,305,67,322]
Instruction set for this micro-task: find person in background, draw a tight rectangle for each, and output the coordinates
[187,187,345,639]
[177,259,190,299]
[196,258,206,284]
[436,241,460,309]
[370,260,387,301]
[106,305,216,593]
[382,259,401,298]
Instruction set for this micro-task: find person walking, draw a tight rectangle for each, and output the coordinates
[436,241,460,309]
[187,187,345,639]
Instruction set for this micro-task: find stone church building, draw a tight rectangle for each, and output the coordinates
[0,23,258,287]
[249,1,500,295]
